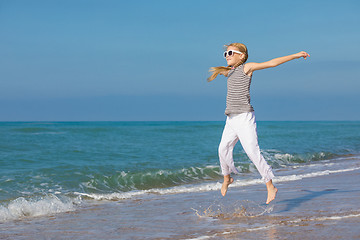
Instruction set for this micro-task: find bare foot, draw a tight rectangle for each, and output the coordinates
[221,175,234,196]
[266,180,278,204]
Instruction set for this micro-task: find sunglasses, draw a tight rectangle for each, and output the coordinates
[223,50,243,58]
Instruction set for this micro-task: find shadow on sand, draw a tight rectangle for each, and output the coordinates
[276,189,339,213]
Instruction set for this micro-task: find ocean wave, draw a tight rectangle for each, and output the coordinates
[12,127,52,133]
[10,127,64,135]
[75,166,360,201]
[80,165,223,193]
[78,151,350,194]
[76,180,225,200]
[0,194,80,222]
[266,151,334,165]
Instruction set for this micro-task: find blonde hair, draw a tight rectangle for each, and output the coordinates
[207,43,249,82]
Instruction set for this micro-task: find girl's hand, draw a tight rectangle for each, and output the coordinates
[294,51,310,60]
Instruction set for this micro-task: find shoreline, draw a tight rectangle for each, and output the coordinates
[1,158,360,239]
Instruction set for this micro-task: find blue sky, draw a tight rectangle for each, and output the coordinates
[1,0,359,121]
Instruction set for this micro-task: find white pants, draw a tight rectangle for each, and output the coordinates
[218,112,274,183]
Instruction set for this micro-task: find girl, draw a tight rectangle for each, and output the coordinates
[208,43,309,204]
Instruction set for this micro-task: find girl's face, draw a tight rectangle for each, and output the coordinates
[225,46,245,67]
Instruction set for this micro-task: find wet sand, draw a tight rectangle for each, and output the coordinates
[1,158,360,239]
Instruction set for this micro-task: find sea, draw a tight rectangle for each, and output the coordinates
[1,121,360,239]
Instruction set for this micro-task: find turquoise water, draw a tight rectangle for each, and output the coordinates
[1,121,360,221]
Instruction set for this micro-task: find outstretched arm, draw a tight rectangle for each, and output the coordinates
[244,51,310,75]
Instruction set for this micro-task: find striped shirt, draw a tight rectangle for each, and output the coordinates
[225,64,254,116]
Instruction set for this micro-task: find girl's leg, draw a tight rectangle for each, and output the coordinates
[218,117,239,196]
[232,112,277,203]
[218,117,239,176]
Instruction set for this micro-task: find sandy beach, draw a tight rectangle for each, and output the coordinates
[1,156,360,240]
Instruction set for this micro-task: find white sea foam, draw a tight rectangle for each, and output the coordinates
[74,166,360,201]
[187,212,360,239]
[274,153,295,161]
[185,235,213,240]
[274,166,360,184]
[311,213,360,221]
[247,212,360,232]
[184,231,233,240]
[32,132,65,135]
[247,224,279,232]
[75,181,224,200]
[292,162,335,169]
[0,195,80,222]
